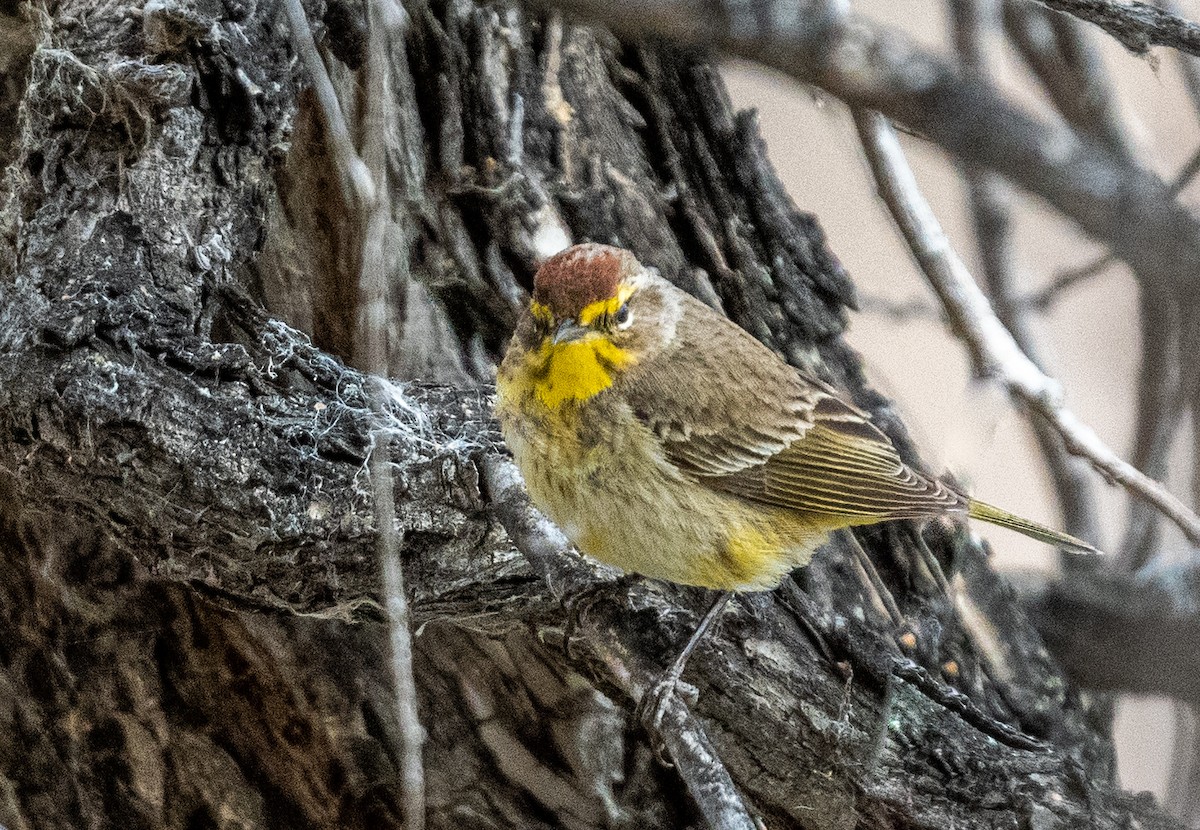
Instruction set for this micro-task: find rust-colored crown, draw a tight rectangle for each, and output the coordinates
[533,243,640,318]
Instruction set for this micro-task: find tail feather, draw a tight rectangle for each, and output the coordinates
[967,500,1100,555]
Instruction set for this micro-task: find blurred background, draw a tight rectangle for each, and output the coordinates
[724,0,1200,802]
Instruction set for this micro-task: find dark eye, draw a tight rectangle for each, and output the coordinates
[614,303,632,329]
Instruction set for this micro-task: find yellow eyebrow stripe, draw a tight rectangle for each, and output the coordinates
[577,284,635,325]
[530,301,553,325]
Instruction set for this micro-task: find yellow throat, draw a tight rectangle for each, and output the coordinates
[504,297,637,410]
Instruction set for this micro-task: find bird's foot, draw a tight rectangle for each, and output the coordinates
[634,669,699,765]
[630,591,731,763]
[560,573,642,661]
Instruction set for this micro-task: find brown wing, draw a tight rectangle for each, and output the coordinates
[622,293,964,520]
[718,414,967,519]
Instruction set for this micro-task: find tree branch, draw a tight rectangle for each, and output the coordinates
[1030,565,1200,700]
[1166,703,1200,823]
[281,0,373,208]
[359,2,426,826]
[1118,291,1185,571]
[0,1,1192,827]
[1026,144,1200,310]
[1002,0,1133,158]
[482,458,758,830]
[853,108,1200,547]
[532,0,1200,298]
[1033,0,1200,57]
[286,2,429,823]
[954,0,1102,549]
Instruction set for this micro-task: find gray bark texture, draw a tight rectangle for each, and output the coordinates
[0,0,1183,828]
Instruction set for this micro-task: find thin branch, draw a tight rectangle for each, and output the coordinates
[1002,0,1133,158]
[1118,291,1183,571]
[1193,305,1200,517]
[288,1,426,825]
[1025,254,1117,309]
[954,0,1101,548]
[889,658,1048,751]
[360,3,425,827]
[1157,0,1200,118]
[1167,703,1200,823]
[1033,0,1200,57]
[281,0,373,208]
[852,108,1200,547]
[842,530,904,626]
[1027,143,1200,310]
[1175,299,1200,828]
[481,458,758,830]
[857,292,940,321]
[532,0,1200,299]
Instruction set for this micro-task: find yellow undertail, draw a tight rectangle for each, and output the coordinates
[967,500,1099,555]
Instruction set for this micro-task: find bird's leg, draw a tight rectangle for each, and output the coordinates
[636,591,733,746]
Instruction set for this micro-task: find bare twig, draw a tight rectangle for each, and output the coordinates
[359,3,425,827]
[481,458,758,830]
[1025,254,1117,309]
[1118,291,1184,571]
[857,292,939,321]
[531,0,1200,299]
[853,108,1200,547]
[282,0,373,208]
[1027,144,1200,310]
[1169,300,1200,826]
[1193,306,1200,520]
[1158,0,1200,118]
[889,658,1048,751]
[1033,0,1200,57]
[288,1,426,826]
[1167,703,1200,822]
[1002,0,1133,158]
[842,530,904,626]
[1172,279,1200,829]
[954,0,1101,548]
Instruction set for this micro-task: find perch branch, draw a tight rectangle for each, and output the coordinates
[852,108,1200,547]
[482,457,758,830]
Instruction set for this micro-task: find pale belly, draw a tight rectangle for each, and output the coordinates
[500,404,827,591]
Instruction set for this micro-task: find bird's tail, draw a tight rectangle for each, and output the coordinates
[967,500,1099,555]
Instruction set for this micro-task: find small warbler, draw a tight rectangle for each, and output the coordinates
[496,243,1094,696]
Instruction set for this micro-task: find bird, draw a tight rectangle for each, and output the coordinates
[495,242,1095,720]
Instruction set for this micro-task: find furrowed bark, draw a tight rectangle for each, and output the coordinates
[0,0,1184,827]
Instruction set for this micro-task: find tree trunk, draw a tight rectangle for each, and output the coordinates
[0,0,1182,828]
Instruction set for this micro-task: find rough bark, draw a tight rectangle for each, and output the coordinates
[0,0,1183,828]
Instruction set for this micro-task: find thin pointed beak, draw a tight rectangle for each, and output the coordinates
[552,318,588,345]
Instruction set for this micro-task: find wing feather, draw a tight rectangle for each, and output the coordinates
[620,292,964,521]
